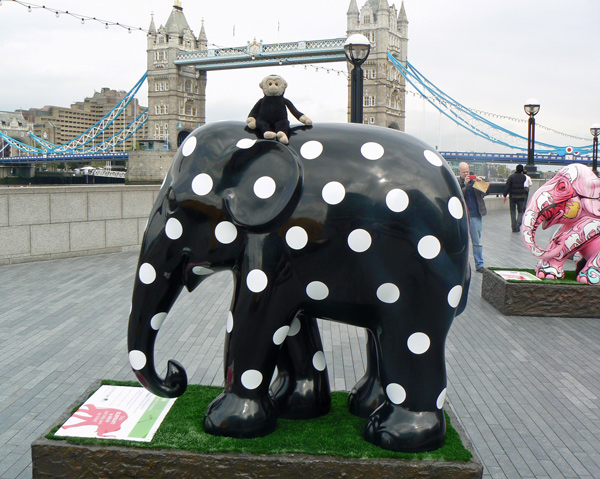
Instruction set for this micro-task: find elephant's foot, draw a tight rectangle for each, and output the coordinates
[270,372,331,419]
[204,392,277,438]
[535,262,564,280]
[364,403,446,453]
[577,266,600,284]
[263,131,276,140]
[348,372,385,418]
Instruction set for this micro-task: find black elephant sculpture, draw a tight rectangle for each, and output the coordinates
[128,121,471,452]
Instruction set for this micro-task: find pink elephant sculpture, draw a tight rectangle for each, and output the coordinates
[522,163,600,283]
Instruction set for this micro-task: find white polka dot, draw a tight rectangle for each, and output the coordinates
[182,136,197,157]
[300,140,323,160]
[226,312,234,333]
[386,383,406,405]
[139,263,156,285]
[424,149,443,166]
[191,173,213,196]
[273,326,290,345]
[348,229,372,253]
[322,181,346,205]
[129,350,147,370]
[215,221,237,244]
[287,317,301,336]
[386,189,409,213]
[236,138,256,149]
[306,281,329,300]
[165,218,183,240]
[285,226,308,250]
[241,370,263,390]
[447,285,463,308]
[312,351,326,371]
[436,388,447,409]
[192,266,214,276]
[417,235,441,259]
[247,269,268,293]
[253,176,276,199]
[448,196,464,219]
[361,142,384,160]
[150,312,167,331]
[407,332,431,354]
[377,283,400,303]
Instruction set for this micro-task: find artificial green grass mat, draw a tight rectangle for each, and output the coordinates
[47,380,472,462]
[489,267,580,285]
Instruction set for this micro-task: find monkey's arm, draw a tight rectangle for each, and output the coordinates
[284,98,312,125]
[246,98,264,129]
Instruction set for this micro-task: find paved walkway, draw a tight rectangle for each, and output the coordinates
[1,210,599,478]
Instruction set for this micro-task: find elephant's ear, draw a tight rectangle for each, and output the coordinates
[220,141,303,229]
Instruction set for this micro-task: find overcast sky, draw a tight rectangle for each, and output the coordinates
[2,0,599,152]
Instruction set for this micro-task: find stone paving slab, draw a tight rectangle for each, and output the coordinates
[0,210,599,478]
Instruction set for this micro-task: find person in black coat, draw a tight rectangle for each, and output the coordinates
[503,164,528,232]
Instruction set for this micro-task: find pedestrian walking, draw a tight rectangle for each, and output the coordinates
[503,164,528,232]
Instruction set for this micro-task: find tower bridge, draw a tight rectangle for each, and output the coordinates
[1,0,595,175]
[143,0,408,151]
[175,38,347,71]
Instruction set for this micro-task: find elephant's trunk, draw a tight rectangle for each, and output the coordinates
[521,191,570,260]
[127,216,190,398]
[128,306,188,397]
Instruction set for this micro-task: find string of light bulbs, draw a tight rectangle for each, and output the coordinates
[2,0,149,33]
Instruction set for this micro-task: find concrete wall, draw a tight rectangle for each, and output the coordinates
[0,179,547,265]
[127,150,174,183]
[0,185,159,265]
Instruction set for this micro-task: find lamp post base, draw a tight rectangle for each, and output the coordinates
[524,164,541,179]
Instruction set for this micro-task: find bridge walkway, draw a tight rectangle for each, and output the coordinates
[0,210,599,478]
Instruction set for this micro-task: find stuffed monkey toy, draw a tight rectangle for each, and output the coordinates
[246,74,312,145]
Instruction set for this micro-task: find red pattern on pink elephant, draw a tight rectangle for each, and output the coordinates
[522,163,600,283]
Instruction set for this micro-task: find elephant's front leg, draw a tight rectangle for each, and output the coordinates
[270,312,331,419]
[204,267,298,438]
[576,238,600,284]
[536,258,567,279]
[364,298,455,452]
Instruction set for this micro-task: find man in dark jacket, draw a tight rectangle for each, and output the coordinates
[503,164,528,232]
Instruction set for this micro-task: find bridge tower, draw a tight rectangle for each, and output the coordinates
[146,1,207,151]
[347,0,408,130]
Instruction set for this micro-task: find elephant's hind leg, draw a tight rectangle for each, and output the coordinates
[348,329,385,418]
[363,306,452,452]
[270,312,331,419]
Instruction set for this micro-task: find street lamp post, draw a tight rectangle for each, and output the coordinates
[524,98,540,178]
[344,34,371,124]
[591,124,600,176]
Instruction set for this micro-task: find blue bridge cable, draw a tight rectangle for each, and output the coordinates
[79,109,149,154]
[26,72,148,154]
[405,61,564,152]
[388,52,593,156]
[387,54,530,151]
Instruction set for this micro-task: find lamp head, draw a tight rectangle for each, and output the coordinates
[590,123,600,138]
[344,34,371,67]
[524,98,540,117]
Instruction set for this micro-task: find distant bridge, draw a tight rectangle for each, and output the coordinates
[176,38,346,71]
[439,151,592,166]
[0,152,128,164]
[2,149,593,168]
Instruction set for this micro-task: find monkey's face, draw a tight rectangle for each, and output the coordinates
[261,75,287,97]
